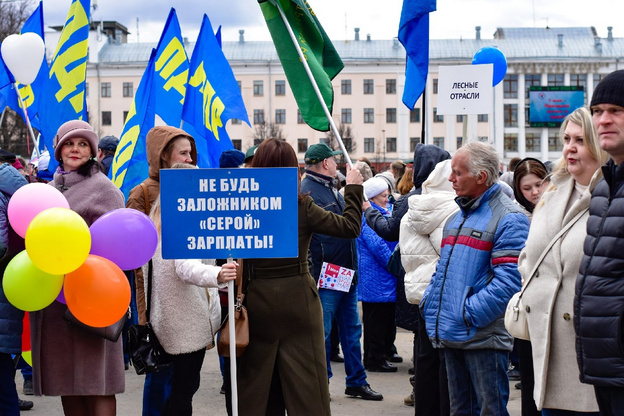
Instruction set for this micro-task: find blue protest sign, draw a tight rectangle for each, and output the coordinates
[160,168,299,259]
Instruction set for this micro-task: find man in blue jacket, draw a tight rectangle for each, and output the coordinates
[300,143,383,401]
[575,69,624,416]
[421,142,529,415]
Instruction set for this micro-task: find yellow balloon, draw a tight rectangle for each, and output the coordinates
[22,351,32,366]
[25,207,91,275]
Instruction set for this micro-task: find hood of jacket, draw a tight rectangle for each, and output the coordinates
[146,126,197,181]
[0,163,27,197]
[412,144,451,190]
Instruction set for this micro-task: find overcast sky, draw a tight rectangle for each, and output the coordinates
[40,0,620,44]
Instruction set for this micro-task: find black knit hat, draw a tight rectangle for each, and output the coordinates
[591,70,624,108]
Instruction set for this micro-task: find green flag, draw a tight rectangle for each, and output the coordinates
[259,0,344,131]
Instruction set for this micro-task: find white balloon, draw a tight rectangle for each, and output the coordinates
[1,33,45,85]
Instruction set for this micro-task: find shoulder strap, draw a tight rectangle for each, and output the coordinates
[518,207,588,299]
[146,259,153,322]
[140,182,150,215]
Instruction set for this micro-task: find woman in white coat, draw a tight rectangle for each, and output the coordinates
[519,107,607,415]
[146,164,237,416]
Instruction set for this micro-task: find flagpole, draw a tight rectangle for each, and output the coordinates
[275,3,353,168]
[13,82,40,157]
[227,257,239,416]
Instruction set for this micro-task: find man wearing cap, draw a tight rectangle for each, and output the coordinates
[575,69,624,415]
[243,145,258,166]
[300,143,383,401]
[97,135,119,175]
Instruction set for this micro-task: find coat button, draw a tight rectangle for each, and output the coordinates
[563,313,571,321]
[525,305,530,313]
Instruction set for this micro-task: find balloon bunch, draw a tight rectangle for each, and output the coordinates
[2,183,158,328]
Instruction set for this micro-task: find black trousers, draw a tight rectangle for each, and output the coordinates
[163,348,206,416]
[414,313,450,416]
[594,385,624,416]
[362,302,396,367]
[517,339,541,416]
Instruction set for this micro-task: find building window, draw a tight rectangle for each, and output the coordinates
[253,80,264,96]
[364,137,375,153]
[386,108,397,123]
[253,138,263,145]
[503,74,518,98]
[364,108,374,123]
[504,104,518,127]
[410,137,420,152]
[549,132,563,151]
[433,79,438,94]
[237,80,242,91]
[478,136,489,142]
[386,79,396,94]
[526,133,540,152]
[525,74,540,98]
[478,114,488,122]
[101,111,111,126]
[570,74,588,103]
[123,82,133,98]
[504,133,518,152]
[456,115,465,123]
[297,138,308,153]
[231,118,242,125]
[275,109,286,124]
[386,137,397,152]
[297,109,304,124]
[275,80,286,96]
[343,138,353,152]
[433,107,444,123]
[123,111,129,123]
[433,137,444,148]
[320,137,330,146]
[232,140,242,150]
[101,82,111,97]
[85,82,89,98]
[548,74,564,86]
[363,79,374,94]
[341,108,352,124]
[410,109,420,123]
[341,79,351,95]
[457,137,463,149]
[253,109,265,124]
[593,73,606,86]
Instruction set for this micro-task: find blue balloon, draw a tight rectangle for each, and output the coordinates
[472,46,507,87]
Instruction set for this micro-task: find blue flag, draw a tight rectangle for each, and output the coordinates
[181,14,250,168]
[5,1,48,134]
[0,54,11,108]
[153,8,189,127]
[399,0,436,110]
[110,49,157,200]
[39,0,91,173]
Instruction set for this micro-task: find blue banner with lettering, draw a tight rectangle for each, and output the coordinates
[160,167,299,259]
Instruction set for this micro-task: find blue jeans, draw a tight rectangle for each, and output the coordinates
[444,348,510,416]
[142,366,173,416]
[319,285,367,388]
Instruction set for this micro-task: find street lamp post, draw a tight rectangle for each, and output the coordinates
[382,129,386,171]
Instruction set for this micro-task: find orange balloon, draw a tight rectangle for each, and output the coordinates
[64,255,130,328]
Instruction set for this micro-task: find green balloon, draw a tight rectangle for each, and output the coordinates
[2,250,64,311]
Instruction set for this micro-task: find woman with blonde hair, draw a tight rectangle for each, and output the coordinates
[518,107,608,415]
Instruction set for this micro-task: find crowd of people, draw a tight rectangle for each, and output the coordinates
[2,69,624,416]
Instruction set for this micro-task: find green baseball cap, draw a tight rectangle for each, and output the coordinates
[304,143,342,164]
[244,145,259,163]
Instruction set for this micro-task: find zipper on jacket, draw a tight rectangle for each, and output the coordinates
[435,214,468,344]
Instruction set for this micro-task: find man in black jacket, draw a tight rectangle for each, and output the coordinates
[301,143,383,401]
[575,69,624,416]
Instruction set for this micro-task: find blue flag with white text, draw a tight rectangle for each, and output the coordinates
[399,0,436,110]
[153,8,189,127]
[39,0,91,173]
[110,49,157,199]
[181,14,250,168]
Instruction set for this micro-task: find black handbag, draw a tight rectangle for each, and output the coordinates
[127,260,172,375]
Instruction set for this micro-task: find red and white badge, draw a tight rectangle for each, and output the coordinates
[318,262,354,292]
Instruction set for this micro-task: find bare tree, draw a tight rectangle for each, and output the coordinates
[323,123,357,153]
[251,122,286,144]
[0,0,36,158]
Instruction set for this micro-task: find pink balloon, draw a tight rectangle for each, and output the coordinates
[7,183,70,238]
[90,208,158,270]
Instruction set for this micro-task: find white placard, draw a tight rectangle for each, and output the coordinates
[437,64,493,115]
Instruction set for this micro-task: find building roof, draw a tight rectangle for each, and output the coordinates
[95,26,624,65]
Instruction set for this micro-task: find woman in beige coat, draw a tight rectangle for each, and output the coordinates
[519,107,607,415]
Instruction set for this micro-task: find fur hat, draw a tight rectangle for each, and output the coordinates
[591,70,624,109]
[363,177,389,199]
[219,149,245,168]
[53,120,98,162]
